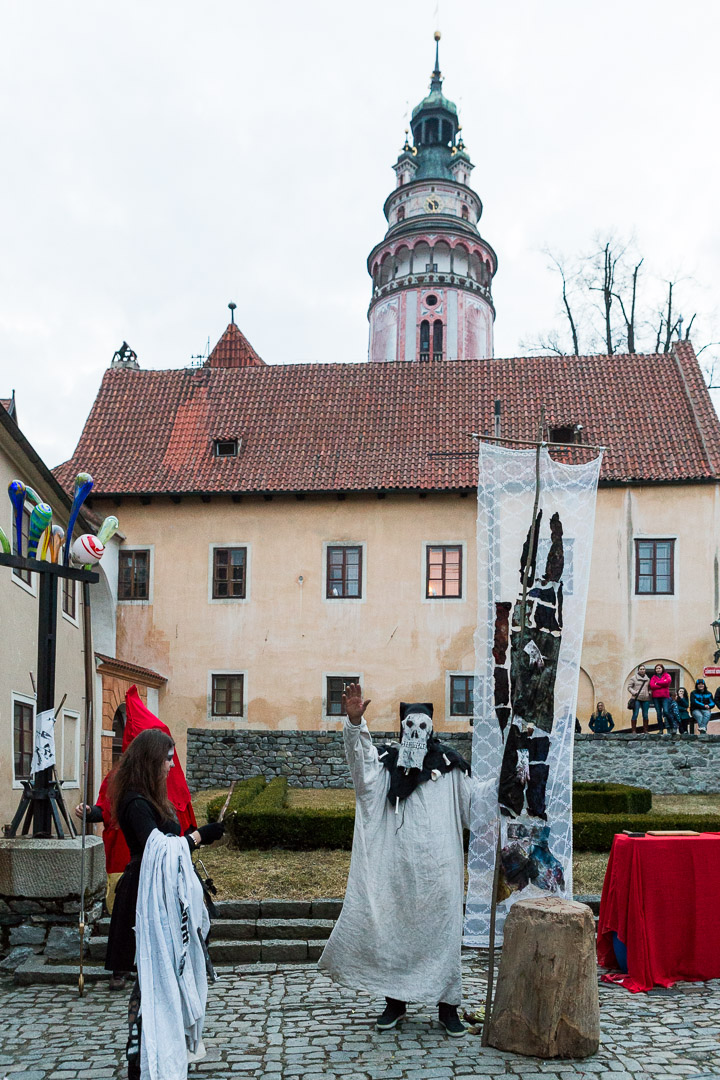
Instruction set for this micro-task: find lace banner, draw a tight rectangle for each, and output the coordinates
[464,443,602,946]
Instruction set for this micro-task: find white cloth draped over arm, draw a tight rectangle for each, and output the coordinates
[136,830,210,1080]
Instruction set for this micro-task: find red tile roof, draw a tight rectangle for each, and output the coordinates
[54,342,720,495]
[206,323,265,368]
[95,652,167,686]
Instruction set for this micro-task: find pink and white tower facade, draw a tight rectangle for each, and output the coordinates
[367,35,497,363]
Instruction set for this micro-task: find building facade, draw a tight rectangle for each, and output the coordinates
[55,337,720,769]
[367,35,497,363]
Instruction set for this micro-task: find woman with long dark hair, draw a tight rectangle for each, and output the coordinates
[106,728,224,1080]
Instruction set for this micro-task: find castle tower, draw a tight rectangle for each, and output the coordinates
[367,34,497,363]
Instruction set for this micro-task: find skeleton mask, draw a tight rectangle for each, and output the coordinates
[397,703,434,770]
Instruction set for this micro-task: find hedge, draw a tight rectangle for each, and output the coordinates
[206,775,267,822]
[573,813,720,851]
[572,782,652,815]
[228,803,720,853]
[227,806,356,850]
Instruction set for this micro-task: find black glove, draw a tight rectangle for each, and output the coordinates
[198,821,225,845]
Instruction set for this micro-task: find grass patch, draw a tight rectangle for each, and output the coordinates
[573,852,608,894]
[653,793,720,815]
[193,845,352,900]
[193,843,609,900]
[288,788,355,809]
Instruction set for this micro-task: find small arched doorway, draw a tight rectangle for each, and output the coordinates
[112,704,126,765]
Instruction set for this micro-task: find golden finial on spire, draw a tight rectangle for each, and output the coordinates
[434,30,441,41]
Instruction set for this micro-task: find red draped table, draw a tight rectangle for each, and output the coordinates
[597,832,720,992]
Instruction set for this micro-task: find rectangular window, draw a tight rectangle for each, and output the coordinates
[450,675,474,716]
[213,547,247,599]
[12,509,32,586]
[326,676,360,716]
[326,545,362,599]
[635,539,675,595]
[118,549,150,600]
[426,545,462,598]
[62,575,77,619]
[13,700,34,780]
[212,674,244,717]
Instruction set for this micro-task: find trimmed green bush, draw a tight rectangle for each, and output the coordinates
[572,782,652,815]
[246,776,288,810]
[206,775,267,822]
[573,813,720,851]
[227,806,356,850]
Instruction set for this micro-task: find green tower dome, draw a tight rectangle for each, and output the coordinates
[408,33,462,180]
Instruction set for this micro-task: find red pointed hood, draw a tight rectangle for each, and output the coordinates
[122,685,195,823]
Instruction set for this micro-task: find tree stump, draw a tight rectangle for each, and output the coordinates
[488,896,599,1059]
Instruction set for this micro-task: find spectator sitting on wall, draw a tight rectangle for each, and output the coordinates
[574,717,582,734]
[589,702,615,734]
[691,679,714,734]
[649,664,673,735]
[670,688,693,735]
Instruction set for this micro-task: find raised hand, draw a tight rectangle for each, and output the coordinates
[342,682,371,726]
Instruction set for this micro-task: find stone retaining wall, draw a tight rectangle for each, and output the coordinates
[188,728,720,795]
[573,732,720,794]
[187,728,472,790]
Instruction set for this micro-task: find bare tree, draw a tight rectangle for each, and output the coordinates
[526,234,717,389]
[613,258,643,354]
[587,241,622,355]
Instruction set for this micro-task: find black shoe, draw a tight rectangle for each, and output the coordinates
[438,1002,466,1038]
[376,997,407,1030]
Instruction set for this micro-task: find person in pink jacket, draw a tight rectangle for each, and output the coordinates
[649,664,674,734]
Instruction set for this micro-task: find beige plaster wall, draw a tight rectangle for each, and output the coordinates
[0,435,87,829]
[99,481,720,764]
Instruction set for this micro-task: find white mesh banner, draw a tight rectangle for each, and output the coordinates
[464,442,602,946]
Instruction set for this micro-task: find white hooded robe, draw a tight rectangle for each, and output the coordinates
[318,717,494,1006]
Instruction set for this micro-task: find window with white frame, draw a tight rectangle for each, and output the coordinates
[13,696,35,781]
[449,674,475,717]
[425,544,463,599]
[118,548,151,600]
[325,676,361,717]
[211,673,244,717]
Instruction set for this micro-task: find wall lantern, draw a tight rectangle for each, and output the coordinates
[712,615,720,662]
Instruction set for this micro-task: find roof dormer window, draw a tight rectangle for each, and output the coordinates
[549,424,582,445]
[214,438,239,458]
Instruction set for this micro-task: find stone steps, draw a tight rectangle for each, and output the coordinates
[10,895,601,985]
[94,916,335,942]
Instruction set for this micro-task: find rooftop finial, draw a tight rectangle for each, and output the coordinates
[228,301,237,325]
[431,30,442,89]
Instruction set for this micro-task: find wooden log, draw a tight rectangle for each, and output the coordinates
[488,896,600,1059]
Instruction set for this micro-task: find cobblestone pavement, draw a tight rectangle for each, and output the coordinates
[1,954,720,1079]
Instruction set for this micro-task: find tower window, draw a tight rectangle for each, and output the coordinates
[420,320,430,362]
[461,204,469,220]
[433,321,444,361]
[425,263,438,272]
[397,206,405,222]
[425,294,438,307]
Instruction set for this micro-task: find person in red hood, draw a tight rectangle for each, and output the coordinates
[75,685,197,987]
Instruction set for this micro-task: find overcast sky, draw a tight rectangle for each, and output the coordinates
[1,1,719,468]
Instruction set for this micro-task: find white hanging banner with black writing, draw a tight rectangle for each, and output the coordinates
[464,442,602,946]
[31,708,57,775]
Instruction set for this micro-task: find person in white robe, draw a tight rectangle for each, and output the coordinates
[318,684,495,1036]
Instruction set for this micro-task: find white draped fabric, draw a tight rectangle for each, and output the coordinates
[464,443,602,946]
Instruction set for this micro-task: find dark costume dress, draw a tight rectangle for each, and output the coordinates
[105,792,182,973]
